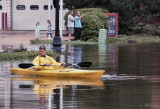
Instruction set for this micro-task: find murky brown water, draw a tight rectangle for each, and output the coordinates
[0,43,160,109]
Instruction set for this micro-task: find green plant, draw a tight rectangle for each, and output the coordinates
[133,23,160,36]
[0,51,58,61]
[81,13,108,41]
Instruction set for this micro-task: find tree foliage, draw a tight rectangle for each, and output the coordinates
[64,0,160,34]
[133,0,160,24]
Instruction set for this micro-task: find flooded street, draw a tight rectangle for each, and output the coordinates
[0,43,160,109]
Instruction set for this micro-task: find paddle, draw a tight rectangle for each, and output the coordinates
[18,62,92,68]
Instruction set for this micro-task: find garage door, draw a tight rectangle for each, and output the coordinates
[0,2,4,30]
[12,0,55,30]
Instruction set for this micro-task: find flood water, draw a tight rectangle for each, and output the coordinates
[0,43,160,109]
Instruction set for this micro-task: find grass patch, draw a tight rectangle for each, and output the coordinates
[107,34,160,44]
[0,50,58,61]
[30,34,160,45]
[63,40,97,44]
[30,40,98,45]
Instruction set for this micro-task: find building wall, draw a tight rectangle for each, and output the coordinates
[0,0,68,30]
[0,0,11,30]
[0,1,3,30]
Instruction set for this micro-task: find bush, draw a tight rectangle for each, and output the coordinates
[64,8,109,41]
[133,23,160,36]
[0,51,58,61]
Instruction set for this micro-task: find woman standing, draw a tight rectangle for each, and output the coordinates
[74,11,84,40]
[35,22,40,40]
[46,20,53,40]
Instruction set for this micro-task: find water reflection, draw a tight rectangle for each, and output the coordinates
[98,44,107,68]
[107,44,118,74]
[9,76,104,108]
[118,43,160,75]
[1,43,160,108]
[4,78,11,108]
[0,61,13,76]
[61,44,82,64]
[59,44,82,69]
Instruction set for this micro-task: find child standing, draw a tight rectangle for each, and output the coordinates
[47,20,53,40]
[35,22,40,40]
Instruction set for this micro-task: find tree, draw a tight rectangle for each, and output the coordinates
[63,0,93,9]
[63,0,160,34]
[64,0,136,34]
[106,0,136,34]
[133,0,160,24]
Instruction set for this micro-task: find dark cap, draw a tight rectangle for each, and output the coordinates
[39,45,46,50]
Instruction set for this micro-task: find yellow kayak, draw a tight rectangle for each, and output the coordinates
[10,68,105,79]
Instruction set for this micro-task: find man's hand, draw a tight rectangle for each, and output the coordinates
[45,63,50,66]
[61,63,66,66]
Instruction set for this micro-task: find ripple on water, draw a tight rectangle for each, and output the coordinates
[100,74,147,80]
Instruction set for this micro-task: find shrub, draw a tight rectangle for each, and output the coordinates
[0,51,58,61]
[133,23,160,36]
[64,8,109,41]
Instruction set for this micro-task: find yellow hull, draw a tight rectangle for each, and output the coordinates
[10,68,105,79]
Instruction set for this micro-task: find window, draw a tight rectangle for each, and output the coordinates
[16,5,25,10]
[44,5,53,10]
[30,5,39,10]
[0,5,2,10]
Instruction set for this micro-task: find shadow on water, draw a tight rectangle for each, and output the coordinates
[1,43,160,108]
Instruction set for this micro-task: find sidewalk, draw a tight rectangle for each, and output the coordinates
[0,30,72,46]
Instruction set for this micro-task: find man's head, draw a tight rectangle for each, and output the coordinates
[39,45,46,56]
[69,11,73,15]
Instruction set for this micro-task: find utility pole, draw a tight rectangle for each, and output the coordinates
[48,0,51,20]
[52,0,62,47]
[60,0,63,38]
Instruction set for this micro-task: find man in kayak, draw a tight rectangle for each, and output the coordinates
[33,45,66,70]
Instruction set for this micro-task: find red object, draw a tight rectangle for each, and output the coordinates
[1,13,7,30]
[5,13,7,30]
[104,13,119,37]
[2,13,4,30]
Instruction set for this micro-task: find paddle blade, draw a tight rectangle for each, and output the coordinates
[77,62,92,67]
[19,63,34,68]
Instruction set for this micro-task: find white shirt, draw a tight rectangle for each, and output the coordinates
[67,15,74,27]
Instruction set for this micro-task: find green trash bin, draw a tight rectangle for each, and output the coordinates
[98,29,107,44]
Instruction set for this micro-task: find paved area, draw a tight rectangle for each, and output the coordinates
[0,30,72,46]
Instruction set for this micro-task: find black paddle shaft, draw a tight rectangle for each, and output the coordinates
[18,62,92,68]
